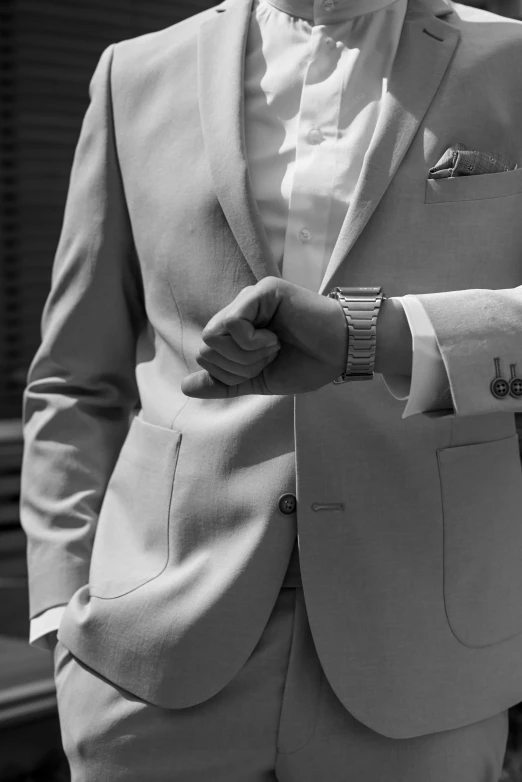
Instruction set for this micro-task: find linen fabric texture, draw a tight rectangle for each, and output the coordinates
[52,589,509,782]
[19,0,522,741]
[28,0,454,642]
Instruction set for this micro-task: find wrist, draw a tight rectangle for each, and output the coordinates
[374,297,413,377]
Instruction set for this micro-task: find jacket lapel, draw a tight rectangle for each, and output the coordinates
[318,0,461,295]
[198,0,280,284]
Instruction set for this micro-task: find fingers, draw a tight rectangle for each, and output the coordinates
[203,321,279,353]
[197,282,281,385]
[223,318,278,351]
[196,345,279,383]
[200,332,279,363]
[202,284,279,353]
[181,370,240,398]
[181,370,272,399]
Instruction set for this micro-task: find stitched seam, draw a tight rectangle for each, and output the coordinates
[107,44,147,342]
[166,275,192,430]
[274,589,298,760]
[275,591,324,756]
[281,672,324,756]
[437,435,522,649]
[425,188,522,205]
[89,430,181,600]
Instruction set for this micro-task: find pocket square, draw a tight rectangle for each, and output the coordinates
[429,142,518,179]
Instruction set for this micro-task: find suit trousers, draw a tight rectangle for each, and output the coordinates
[53,587,509,782]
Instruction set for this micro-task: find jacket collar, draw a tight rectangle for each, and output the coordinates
[199,0,460,292]
[263,0,403,24]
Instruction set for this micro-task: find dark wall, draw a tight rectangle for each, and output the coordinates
[460,0,521,14]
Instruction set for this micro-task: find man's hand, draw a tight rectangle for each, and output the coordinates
[181,277,348,398]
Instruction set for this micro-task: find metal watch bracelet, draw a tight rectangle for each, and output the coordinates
[328,286,385,383]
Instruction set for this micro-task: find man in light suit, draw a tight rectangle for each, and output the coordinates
[20,0,522,779]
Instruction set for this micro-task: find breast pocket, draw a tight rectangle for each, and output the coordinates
[89,416,182,599]
[425,167,522,204]
[438,435,522,647]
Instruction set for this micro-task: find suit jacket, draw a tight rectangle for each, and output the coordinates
[20,0,522,738]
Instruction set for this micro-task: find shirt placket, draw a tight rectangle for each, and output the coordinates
[281,26,343,294]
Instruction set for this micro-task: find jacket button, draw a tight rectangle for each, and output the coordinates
[491,378,509,398]
[510,377,522,398]
[278,493,297,515]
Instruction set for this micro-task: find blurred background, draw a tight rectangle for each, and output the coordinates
[0,1,521,780]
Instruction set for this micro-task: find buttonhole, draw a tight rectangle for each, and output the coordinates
[423,28,444,42]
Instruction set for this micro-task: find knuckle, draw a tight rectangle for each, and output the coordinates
[198,345,211,360]
[222,314,237,330]
[259,275,278,291]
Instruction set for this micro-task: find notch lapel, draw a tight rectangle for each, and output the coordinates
[318,0,461,295]
[198,0,280,284]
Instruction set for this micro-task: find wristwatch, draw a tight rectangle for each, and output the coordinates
[328,286,385,383]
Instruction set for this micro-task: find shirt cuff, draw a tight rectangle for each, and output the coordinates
[29,605,67,651]
[382,295,452,418]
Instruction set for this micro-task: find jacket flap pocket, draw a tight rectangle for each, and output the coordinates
[438,435,522,647]
[89,417,182,598]
[426,166,522,204]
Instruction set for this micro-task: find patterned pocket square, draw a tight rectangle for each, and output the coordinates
[429,142,518,179]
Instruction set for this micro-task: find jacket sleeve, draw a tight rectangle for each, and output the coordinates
[414,287,522,418]
[19,43,147,622]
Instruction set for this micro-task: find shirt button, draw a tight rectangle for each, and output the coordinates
[299,228,312,243]
[325,36,335,48]
[278,493,297,515]
[307,127,324,145]
[323,0,335,10]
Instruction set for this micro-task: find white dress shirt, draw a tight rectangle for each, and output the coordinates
[244,0,450,413]
[30,0,451,651]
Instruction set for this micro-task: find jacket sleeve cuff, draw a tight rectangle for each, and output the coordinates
[415,287,522,418]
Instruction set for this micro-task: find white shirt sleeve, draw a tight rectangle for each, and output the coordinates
[382,295,453,419]
[29,605,67,651]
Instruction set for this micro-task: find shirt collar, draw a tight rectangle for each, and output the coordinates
[263,0,403,24]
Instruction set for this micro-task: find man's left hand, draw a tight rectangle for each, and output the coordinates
[181,277,348,398]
